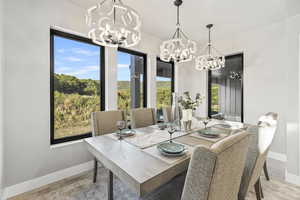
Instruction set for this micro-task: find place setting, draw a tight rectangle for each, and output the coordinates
[143,123,191,164]
[108,120,136,140]
[190,117,230,142]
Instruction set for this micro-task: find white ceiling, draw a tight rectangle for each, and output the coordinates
[69,0,300,42]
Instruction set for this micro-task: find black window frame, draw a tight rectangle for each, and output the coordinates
[50,29,105,145]
[208,53,244,122]
[156,57,175,94]
[117,47,148,108]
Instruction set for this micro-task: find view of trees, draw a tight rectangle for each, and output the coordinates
[54,74,101,139]
[211,84,219,113]
[54,73,172,139]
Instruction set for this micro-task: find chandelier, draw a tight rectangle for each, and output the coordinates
[86,0,142,48]
[195,24,225,70]
[160,0,197,63]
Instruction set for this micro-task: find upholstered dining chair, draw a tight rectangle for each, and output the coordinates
[162,106,172,123]
[91,110,126,183]
[238,112,278,200]
[145,131,250,200]
[130,108,156,128]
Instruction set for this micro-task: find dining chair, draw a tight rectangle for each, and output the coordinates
[130,108,156,128]
[162,106,172,123]
[145,131,250,200]
[238,112,278,200]
[91,110,126,183]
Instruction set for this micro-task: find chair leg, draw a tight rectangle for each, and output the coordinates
[93,158,98,183]
[254,178,262,200]
[259,179,264,198]
[263,161,270,181]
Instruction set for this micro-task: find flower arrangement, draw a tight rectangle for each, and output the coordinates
[178,91,204,110]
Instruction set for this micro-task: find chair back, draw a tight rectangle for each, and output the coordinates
[182,131,250,200]
[238,112,278,199]
[130,108,156,128]
[162,107,172,123]
[91,110,125,136]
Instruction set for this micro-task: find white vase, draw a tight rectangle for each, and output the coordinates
[182,109,193,122]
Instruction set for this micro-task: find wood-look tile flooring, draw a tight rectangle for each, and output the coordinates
[9,159,300,200]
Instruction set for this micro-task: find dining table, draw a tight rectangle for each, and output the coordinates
[84,119,257,200]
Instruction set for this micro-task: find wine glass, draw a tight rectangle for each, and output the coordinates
[116,120,126,140]
[168,124,176,143]
[202,117,211,129]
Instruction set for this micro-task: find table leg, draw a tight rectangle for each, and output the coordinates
[108,170,113,200]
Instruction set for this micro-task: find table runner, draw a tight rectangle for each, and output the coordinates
[107,125,190,149]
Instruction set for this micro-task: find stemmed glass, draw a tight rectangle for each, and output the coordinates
[202,117,211,129]
[116,120,126,140]
[168,123,176,143]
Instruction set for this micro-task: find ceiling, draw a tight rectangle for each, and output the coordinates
[69,0,300,42]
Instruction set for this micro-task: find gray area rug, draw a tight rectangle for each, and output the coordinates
[9,167,300,200]
[73,167,184,200]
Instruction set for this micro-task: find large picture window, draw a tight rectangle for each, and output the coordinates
[50,29,105,144]
[117,48,147,111]
[156,58,174,121]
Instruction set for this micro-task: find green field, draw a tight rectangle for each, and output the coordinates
[54,74,172,139]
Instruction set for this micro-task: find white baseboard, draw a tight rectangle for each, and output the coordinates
[268,151,287,163]
[286,171,300,186]
[2,161,94,200]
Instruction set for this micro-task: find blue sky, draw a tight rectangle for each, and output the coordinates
[54,36,169,81]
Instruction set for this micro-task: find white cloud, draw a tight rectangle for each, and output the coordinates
[63,65,99,76]
[118,64,130,68]
[57,48,65,53]
[72,48,99,56]
[64,56,82,62]
[56,67,72,73]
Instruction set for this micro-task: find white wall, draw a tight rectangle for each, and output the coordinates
[3,0,161,188]
[214,16,300,178]
[0,0,4,195]
[178,14,300,179]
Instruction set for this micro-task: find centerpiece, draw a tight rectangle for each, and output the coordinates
[178,91,204,130]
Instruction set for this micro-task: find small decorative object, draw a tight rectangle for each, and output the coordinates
[116,120,126,140]
[195,24,225,71]
[229,71,242,80]
[178,92,204,131]
[160,0,197,63]
[86,0,141,48]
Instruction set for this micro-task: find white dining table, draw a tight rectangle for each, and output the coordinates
[84,120,257,200]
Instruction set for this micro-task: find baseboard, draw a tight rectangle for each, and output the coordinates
[2,161,94,199]
[268,151,287,163]
[285,171,300,186]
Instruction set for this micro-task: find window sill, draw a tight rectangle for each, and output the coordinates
[50,139,84,149]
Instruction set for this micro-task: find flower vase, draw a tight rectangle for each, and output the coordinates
[182,109,193,131]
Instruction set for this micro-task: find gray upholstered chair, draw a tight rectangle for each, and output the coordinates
[145,131,250,200]
[91,110,126,182]
[130,108,156,128]
[238,112,278,200]
[162,106,172,123]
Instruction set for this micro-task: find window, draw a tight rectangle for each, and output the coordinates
[208,53,243,122]
[117,48,147,111]
[156,58,174,121]
[50,29,105,144]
